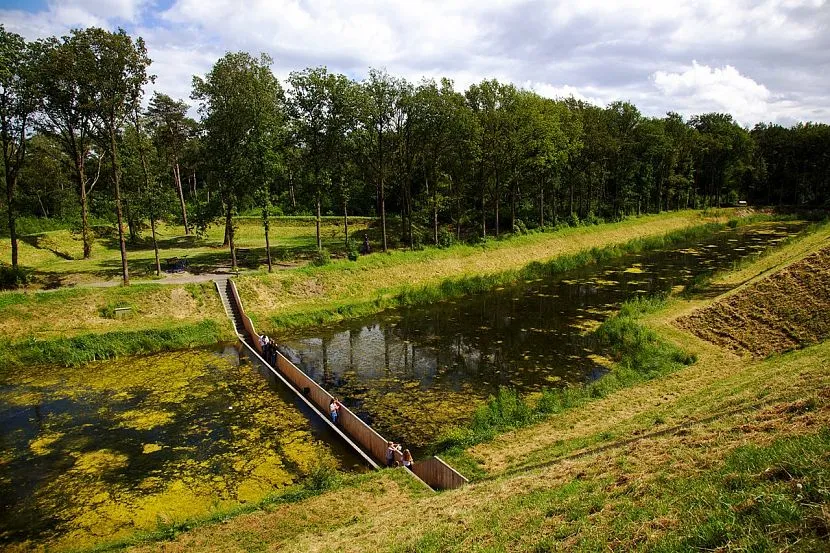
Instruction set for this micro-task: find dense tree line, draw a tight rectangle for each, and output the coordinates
[2,25,830,285]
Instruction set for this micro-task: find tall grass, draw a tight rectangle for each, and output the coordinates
[0,320,230,370]
[433,295,695,477]
[649,429,830,552]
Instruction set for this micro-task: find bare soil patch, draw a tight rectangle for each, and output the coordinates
[677,245,830,357]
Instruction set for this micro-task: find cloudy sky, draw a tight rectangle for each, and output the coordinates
[2,0,828,126]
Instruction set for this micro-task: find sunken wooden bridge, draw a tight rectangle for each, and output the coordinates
[215,278,468,491]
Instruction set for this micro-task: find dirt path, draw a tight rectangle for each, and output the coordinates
[80,271,232,288]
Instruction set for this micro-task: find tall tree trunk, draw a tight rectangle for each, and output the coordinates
[227,201,237,270]
[406,177,413,250]
[431,174,438,246]
[494,173,500,237]
[569,180,574,215]
[343,197,349,247]
[289,169,296,209]
[174,161,189,234]
[125,196,138,243]
[539,179,544,227]
[148,215,161,276]
[315,188,322,251]
[380,176,387,252]
[78,161,92,259]
[110,124,130,286]
[5,172,18,270]
[510,181,516,233]
[264,208,272,273]
[481,188,487,238]
[455,179,461,241]
[222,211,231,247]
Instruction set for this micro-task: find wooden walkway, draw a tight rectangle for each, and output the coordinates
[215,279,468,491]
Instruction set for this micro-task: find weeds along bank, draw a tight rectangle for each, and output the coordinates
[98,214,830,553]
[238,209,747,332]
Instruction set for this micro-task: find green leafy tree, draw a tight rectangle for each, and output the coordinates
[147,92,196,234]
[359,68,406,252]
[287,67,357,251]
[192,52,282,270]
[0,25,36,271]
[689,113,752,207]
[32,30,100,259]
[80,27,152,285]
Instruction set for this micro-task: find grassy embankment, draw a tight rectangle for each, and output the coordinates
[76,217,830,553]
[238,209,746,333]
[0,210,730,370]
[0,282,231,369]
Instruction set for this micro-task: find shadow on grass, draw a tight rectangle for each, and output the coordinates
[19,234,75,260]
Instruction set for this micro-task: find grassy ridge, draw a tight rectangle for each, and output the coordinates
[0,320,230,370]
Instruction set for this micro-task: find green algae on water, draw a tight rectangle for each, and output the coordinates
[0,347,341,551]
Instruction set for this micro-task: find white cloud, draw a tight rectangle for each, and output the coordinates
[1,0,829,125]
[524,82,608,107]
[652,61,772,125]
[0,0,148,38]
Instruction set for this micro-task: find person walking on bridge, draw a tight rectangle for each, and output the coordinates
[401,449,414,470]
[329,398,341,424]
[386,441,401,467]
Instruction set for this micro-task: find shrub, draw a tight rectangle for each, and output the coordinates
[304,459,342,491]
[346,240,360,261]
[310,248,330,266]
[568,212,581,227]
[437,228,455,248]
[512,218,529,235]
[585,211,603,225]
[0,264,31,290]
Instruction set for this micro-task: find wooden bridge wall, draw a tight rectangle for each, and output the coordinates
[226,280,468,491]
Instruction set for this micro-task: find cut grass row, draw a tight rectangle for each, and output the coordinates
[0,216,370,285]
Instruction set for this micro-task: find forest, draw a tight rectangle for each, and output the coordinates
[2,25,830,286]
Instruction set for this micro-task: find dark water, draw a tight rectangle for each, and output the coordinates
[275,222,804,450]
[0,346,362,550]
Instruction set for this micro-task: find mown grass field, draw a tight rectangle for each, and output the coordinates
[72,215,830,553]
[0,216,371,287]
